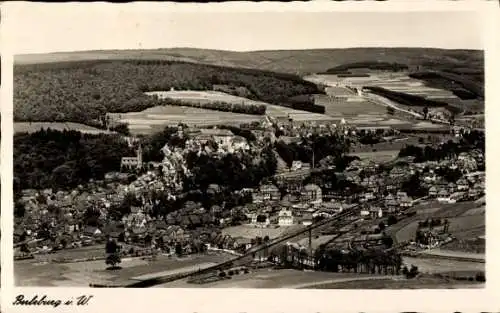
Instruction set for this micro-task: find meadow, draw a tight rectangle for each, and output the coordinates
[110,90,336,134]
[393,200,485,244]
[14,122,114,134]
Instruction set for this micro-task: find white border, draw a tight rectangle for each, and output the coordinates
[1,1,499,313]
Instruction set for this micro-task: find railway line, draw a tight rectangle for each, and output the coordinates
[123,200,383,288]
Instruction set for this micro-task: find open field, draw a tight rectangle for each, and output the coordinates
[308,72,483,117]
[109,105,264,134]
[23,245,106,263]
[462,206,485,216]
[222,224,304,240]
[420,249,484,261]
[309,276,483,289]
[295,235,338,250]
[349,150,400,163]
[159,268,390,288]
[15,252,233,287]
[14,122,114,135]
[392,200,484,243]
[151,90,336,122]
[161,265,483,289]
[311,73,460,102]
[110,90,337,134]
[395,212,485,244]
[314,94,387,117]
[403,256,484,274]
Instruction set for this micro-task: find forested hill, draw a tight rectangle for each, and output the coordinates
[14,60,322,126]
[16,47,483,76]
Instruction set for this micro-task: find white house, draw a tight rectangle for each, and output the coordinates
[278,208,294,226]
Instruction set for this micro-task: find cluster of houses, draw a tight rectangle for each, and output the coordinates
[251,183,322,205]
[428,172,485,203]
[187,128,250,153]
[15,116,486,260]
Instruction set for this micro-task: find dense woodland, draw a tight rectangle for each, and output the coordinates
[14,129,133,191]
[14,60,323,126]
[184,145,277,192]
[14,127,277,194]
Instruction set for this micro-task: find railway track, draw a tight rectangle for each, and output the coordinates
[124,200,383,288]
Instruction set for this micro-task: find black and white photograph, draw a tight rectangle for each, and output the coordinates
[9,5,487,290]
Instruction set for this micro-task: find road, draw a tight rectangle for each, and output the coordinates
[361,91,424,119]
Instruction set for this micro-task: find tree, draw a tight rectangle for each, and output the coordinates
[387,215,398,226]
[381,235,394,248]
[106,253,122,269]
[14,201,26,218]
[109,123,130,136]
[175,242,183,256]
[144,234,153,247]
[105,239,121,269]
[256,214,267,223]
[423,106,429,119]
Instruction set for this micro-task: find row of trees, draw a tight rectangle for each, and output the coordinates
[15,60,322,125]
[313,248,403,275]
[364,86,450,108]
[151,96,266,115]
[418,218,450,229]
[326,61,409,73]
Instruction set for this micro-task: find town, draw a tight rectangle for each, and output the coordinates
[13,47,485,289]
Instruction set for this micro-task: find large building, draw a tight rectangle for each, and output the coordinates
[121,144,143,171]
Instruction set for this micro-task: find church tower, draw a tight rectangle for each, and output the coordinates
[136,143,143,170]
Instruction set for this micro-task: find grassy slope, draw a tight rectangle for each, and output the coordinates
[16,47,484,75]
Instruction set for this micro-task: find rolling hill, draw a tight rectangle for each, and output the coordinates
[16,47,484,76]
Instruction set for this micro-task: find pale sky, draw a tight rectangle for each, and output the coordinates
[3,3,484,54]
